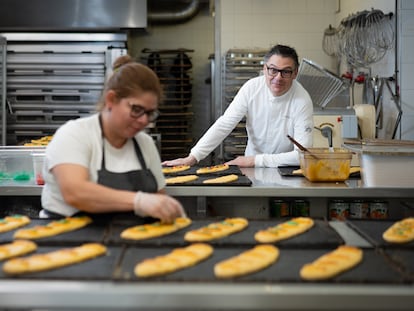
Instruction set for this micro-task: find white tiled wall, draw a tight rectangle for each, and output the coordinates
[219,0,338,71]
[400,0,414,140]
[219,0,396,77]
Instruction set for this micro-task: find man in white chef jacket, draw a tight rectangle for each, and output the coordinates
[163,44,313,168]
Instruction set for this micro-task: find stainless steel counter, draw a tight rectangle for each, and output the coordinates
[0,168,414,310]
[166,167,414,198]
[2,167,413,198]
[0,280,413,311]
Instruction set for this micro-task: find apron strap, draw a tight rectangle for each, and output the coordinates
[98,114,107,170]
[132,138,148,170]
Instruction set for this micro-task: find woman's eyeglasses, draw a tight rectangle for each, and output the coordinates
[128,103,159,122]
[265,64,294,78]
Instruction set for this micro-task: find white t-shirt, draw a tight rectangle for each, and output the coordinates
[190,76,314,167]
[41,114,165,216]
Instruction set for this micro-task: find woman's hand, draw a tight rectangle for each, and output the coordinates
[225,155,255,167]
[133,191,186,223]
[162,155,197,167]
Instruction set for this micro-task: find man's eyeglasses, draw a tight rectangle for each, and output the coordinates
[265,64,294,78]
[128,103,159,122]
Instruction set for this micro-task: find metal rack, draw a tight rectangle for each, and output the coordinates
[142,48,194,160]
[220,49,266,161]
[0,36,6,145]
[0,33,127,145]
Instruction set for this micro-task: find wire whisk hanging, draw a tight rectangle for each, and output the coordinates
[322,25,340,57]
[323,9,394,68]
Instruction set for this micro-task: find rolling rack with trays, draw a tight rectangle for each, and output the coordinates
[220,48,267,161]
[141,48,194,160]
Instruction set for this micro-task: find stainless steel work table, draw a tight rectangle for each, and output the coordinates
[1,167,413,198]
[0,168,413,310]
[166,167,414,197]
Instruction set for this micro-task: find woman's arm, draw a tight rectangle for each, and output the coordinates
[52,163,134,213]
[52,163,185,222]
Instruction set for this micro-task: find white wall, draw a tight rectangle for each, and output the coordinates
[399,0,414,140]
[219,0,395,74]
[219,0,338,71]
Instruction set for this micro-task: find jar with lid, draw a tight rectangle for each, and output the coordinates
[329,199,349,220]
[269,199,290,218]
[349,200,369,219]
[292,199,310,217]
[369,200,388,219]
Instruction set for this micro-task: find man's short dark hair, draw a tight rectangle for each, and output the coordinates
[264,44,299,68]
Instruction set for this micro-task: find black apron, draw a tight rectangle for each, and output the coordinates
[97,114,158,193]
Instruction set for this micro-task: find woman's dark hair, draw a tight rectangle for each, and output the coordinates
[97,55,163,111]
[264,44,299,69]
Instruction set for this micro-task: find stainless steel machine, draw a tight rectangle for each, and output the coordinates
[297,59,376,153]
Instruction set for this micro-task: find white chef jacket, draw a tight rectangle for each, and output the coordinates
[190,76,313,167]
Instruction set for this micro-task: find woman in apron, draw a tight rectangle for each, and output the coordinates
[40,55,185,223]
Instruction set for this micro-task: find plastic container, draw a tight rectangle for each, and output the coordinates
[32,153,46,185]
[0,146,45,184]
[299,148,352,182]
[344,140,414,187]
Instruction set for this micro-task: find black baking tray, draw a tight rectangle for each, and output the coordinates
[163,164,243,176]
[106,219,344,248]
[0,245,122,280]
[119,246,405,284]
[0,219,109,246]
[346,219,414,249]
[277,166,361,179]
[383,249,414,281]
[277,165,301,177]
[166,174,252,186]
[164,164,252,186]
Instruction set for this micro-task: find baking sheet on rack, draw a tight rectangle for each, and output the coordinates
[106,219,344,248]
[119,247,405,284]
[346,219,414,248]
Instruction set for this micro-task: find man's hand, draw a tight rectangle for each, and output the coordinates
[162,155,197,167]
[225,156,255,167]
